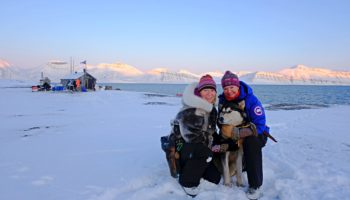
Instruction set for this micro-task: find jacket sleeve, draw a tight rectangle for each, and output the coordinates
[246,95,267,135]
[177,108,206,143]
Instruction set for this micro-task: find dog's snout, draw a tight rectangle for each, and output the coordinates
[219,117,224,123]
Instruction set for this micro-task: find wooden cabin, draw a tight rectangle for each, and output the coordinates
[60,69,96,91]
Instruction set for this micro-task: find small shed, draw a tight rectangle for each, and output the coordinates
[61,69,97,90]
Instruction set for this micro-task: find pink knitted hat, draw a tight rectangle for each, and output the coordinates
[221,70,240,88]
[197,74,217,92]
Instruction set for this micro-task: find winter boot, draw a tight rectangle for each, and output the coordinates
[182,186,199,198]
[246,187,262,200]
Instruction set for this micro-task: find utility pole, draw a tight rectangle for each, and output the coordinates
[70,57,72,74]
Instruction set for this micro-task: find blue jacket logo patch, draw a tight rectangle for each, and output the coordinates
[254,106,263,116]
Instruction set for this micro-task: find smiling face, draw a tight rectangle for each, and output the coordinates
[199,88,216,104]
[223,85,240,100]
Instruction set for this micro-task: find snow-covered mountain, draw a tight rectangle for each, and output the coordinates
[25,61,78,83]
[128,68,199,83]
[0,60,10,68]
[1,60,350,85]
[88,64,200,83]
[93,63,144,76]
[239,71,291,84]
[2,61,202,83]
[240,65,350,85]
[279,64,350,85]
[86,63,144,83]
[0,59,22,80]
[0,60,12,79]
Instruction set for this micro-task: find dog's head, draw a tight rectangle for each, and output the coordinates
[218,106,244,127]
[218,103,246,138]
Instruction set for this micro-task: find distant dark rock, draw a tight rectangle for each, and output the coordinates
[144,102,171,105]
[265,103,329,111]
[144,93,169,98]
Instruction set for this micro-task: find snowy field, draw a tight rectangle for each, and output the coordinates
[0,80,349,200]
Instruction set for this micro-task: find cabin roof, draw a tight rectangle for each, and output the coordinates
[61,72,96,80]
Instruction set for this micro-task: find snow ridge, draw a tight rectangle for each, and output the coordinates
[1,59,350,85]
[240,65,350,85]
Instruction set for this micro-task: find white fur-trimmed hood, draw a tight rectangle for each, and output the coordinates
[181,82,216,112]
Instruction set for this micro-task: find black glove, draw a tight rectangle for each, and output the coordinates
[211,143,229,153]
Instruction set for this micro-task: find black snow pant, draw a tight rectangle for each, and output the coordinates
[243,134,266,189]
[179,143,221,188]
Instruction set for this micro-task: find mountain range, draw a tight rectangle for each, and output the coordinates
[1,59,350,85]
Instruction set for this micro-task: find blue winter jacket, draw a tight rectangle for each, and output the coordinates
[218,81,269,135]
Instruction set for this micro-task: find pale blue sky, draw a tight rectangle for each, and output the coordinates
[1,0,350,73]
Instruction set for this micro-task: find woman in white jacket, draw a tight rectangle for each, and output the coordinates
[173,74,234,197]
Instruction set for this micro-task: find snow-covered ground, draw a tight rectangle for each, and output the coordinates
[0,80,349,200]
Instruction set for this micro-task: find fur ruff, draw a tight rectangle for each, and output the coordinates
[181,83,216,112]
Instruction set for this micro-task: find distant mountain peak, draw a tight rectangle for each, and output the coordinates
[292,64,309,69]
[0,59,11,68]
[95,62,144,76]
[0,59,21,79]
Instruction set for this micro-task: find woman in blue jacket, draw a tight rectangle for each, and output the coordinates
[218,71,270,200]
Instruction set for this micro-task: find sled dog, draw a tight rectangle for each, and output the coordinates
[217,101,247,186]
